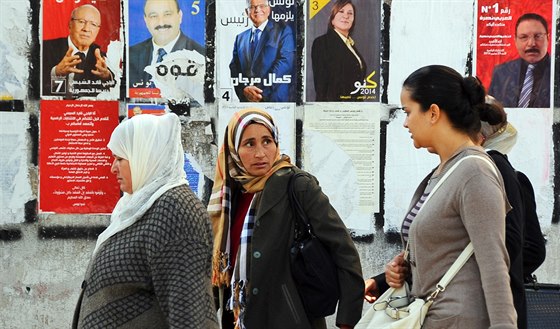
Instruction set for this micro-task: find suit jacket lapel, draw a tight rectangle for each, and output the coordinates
[241,30,253,71]
[172,32,187,52]
[253,21,273,63]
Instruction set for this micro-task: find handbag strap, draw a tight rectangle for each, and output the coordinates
[403,154,498,259]
[288,172,313,239]
[425,154,499,301]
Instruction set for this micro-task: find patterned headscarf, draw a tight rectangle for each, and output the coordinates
[207,108,292,277]
[93,113,187,255]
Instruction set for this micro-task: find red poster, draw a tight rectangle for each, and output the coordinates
[39,100,120,213]
[42,0,121,99]
[476,0,552,108]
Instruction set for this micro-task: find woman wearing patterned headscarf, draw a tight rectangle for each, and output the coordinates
[73,113,219,329]
[208,108,364,329]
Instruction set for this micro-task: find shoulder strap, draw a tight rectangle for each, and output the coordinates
[426,154,499,300]
[404,155,496,258]
[288,172,313,239]
[423,155,497,208]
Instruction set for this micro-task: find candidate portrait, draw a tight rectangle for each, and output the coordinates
[488,13,551,108]
[229,0,296,102]
[42,4,115,98]
[128,0,205,89]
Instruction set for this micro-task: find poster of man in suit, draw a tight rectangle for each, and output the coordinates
[41,0,121,100]
[306,0,381,102]
[476,0,552,109]
[127,0,206,105]
[217,0,297,103]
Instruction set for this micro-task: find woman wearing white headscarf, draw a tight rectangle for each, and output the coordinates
[477,96,546,329]
[73,113,219,329]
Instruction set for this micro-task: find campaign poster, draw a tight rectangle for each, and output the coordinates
[306,0,381,102]
[39,100,120,214]
[303,103,380,231]
[184,153,206,199]
[476,0,552,108]
[127,0,206,106]
[217,103,296,160]
[126,103,167,118]
[41,0,121,100]
[217,0,297,103]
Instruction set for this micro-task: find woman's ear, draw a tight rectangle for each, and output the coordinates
[428,104,441,124]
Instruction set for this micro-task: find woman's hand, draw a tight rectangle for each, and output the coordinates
[385,252,409,288]
[364,278,379,303]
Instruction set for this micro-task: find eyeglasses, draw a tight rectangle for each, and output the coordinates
[71,18,101,29]
[516,33,547,42]
[247,4,269,12]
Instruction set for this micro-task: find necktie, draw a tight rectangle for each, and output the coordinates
[251,29,261,57]
[148,48,167,88]
[345,36,354,47]
[76,52,86,71]
[156,48,167,63]
[518,64,534,108]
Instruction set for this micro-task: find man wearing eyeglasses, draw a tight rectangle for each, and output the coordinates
[229,0,295,102]
[488,13,550,108]
[128,0,205,89]
[42,4,114,98]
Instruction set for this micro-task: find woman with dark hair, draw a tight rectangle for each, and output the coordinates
[366,65,517,328]
[208,108,364,329]
[311,0,366,101]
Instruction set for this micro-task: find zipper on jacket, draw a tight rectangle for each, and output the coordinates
[281,284,302,324]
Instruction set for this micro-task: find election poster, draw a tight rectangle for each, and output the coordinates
[41,0,121,100]
[216,0,297,103]
[39,100,120,214]
[303,103,380,230]
[127,0,206,106]
[218,102,296,161]
[126,103,167,118]
[476,0,552,108]
[306,0,381,102]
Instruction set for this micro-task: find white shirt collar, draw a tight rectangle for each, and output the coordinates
[151,32,181,59]
[252,20,268,33]
[67,36,89,57]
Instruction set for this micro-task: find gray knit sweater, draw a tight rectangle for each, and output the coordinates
[73,185,219,329]
[408,147,517,329]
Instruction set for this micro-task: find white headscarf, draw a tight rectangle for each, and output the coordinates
[481,95,518,154]
[482,121,518,155]
[93,113,187,254]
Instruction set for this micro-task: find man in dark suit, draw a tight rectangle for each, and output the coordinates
[489,13,550,108]
[42,4,114,98]
[129,0,205,89]
[229,0,295,102]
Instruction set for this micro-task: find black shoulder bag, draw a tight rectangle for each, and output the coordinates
[288,172,340,319]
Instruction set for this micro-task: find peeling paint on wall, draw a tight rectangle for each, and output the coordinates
[0,1,31,99]
[0,112,33,224]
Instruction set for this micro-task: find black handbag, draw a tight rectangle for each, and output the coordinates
[288,172,340,319]
[525,278,560,329]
